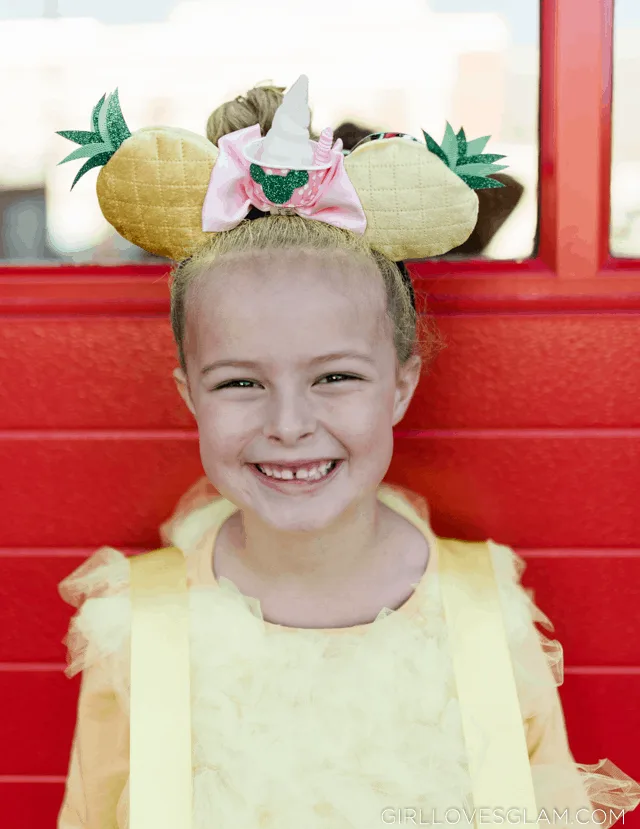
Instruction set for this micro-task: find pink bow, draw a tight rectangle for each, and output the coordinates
[202,124,367,234]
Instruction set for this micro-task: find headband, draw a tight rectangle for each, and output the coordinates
[56,75,507,263]
[228,203,417,310]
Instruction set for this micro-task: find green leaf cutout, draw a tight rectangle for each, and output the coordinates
[58,142,112,166]
[456,162,508,176]
[464,135,491,156]
[70,152,113,190]
[419,124,508,191]
[97,93,113,147]
[441,122,459,167]
[458,174,506,189]
[57,90,132,190]
[456,127,467,160]
[459,153,506,165]
[56,130,104,145]
[105,88,131,149]
[91,94,106,133]
[422,130,450,168]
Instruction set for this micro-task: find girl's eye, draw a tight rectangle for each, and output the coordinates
[214,379,259,390]
[317,373,360,384]
[213,374,360,390]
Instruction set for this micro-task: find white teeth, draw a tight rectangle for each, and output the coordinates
[256,461,336,481]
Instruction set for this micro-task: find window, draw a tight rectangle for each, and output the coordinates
[610,0,640,258]
[0,0,539,263]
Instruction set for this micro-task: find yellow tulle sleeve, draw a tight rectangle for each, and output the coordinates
[57,548,133,829]
[56,651,130,829]
[489,540,640,827]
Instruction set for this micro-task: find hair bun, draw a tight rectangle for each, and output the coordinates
[206,83,286,146]
[206,82,320,146]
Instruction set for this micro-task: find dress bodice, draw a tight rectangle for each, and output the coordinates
[57,478,640,829]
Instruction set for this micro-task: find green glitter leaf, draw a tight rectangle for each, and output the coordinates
[456,162,508,176]
[97,93,114,147]
[460,153,506,165]
[91,94,106,133]
[458,173,506,190]
[441,122,459,167]
[464,135,491,156]
[456,127,467,160]
[57,91,129,189]
[421,130,450,168]
[58,142,113,165]
[70,151,113,190]
[105,88,131,150]
[56,129,104,146]
[419,124,507,190]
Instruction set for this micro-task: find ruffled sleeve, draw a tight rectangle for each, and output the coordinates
[488,540,640,827]
[158,475,221,552]
[57,547,133,829]
[58,545,131,684]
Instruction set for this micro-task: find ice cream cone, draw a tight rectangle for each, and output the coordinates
[259,74,315,168]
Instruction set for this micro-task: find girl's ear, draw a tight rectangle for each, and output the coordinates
[392,354,422,426]
[173,367,197,418]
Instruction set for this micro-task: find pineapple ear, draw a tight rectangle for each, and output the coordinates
[345,136,478,260]
[59,90,219,258]
[97,126,218,261]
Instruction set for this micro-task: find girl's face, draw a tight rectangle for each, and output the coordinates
[174,250,421,533]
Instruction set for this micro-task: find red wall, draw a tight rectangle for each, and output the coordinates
[0,0,639,826]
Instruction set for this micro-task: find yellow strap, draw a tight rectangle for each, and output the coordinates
[129,547,192,829]
[438,539,539,828]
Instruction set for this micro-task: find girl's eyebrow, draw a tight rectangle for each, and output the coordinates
[200,351,375,376]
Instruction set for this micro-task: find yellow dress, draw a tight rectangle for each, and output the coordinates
[57,479,640,829]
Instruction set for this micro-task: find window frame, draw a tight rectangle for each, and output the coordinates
[1,0,638,316]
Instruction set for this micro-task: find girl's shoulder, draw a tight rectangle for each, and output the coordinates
[436,534,564,718]
[383,483,563,711]
[58,477,225,679]
[58,544,132,679]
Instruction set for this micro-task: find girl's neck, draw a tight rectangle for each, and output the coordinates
[215,490,389,594]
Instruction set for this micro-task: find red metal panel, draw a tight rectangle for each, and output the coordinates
[409,314,640,429]
[1,434,638,548]
[1,314,639,430]
[0,436,203,547]
[3,549,639,666]
[389,435,639,547]
[0,670,78,774]
[1,670,638,781]
[522,552,640,666]
[561,673,640,781]
[0,781,68,829]
[0,317,189,430]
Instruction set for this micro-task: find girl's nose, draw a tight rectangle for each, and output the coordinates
[264,391,316,444]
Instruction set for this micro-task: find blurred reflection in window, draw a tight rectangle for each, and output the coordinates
[0,0,539,264]
[611,0,640,258]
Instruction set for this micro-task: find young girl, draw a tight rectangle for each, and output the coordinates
[56,76,640,829]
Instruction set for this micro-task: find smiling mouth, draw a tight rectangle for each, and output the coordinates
[252,459,340,483]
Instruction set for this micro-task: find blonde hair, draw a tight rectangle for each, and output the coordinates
[171,84,443,375]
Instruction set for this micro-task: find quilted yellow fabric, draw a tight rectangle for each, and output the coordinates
[96,127,217,261]
[344,137,479,260]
